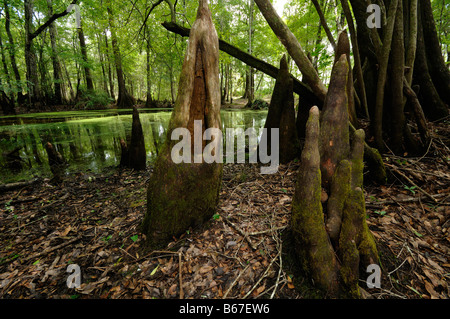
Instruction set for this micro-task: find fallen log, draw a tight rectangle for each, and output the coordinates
[0,178,41,194]
[162,20,387,185]
[161,21,321,108]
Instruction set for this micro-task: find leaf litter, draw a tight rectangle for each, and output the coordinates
[0,121,449,299]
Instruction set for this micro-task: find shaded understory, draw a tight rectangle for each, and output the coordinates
[0,121,449,299]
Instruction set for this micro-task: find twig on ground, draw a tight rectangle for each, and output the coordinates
[242,251,280,299]
[223,217,257,250]
[222,264,250,299]
[20,236,82,264]
[389,167,438,202]
[179,251,184,299]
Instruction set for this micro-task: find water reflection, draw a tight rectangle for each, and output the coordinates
[0,109,267,183]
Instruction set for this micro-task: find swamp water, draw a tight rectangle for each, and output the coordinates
[0,109,267,183]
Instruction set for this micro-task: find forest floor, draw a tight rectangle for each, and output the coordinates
[0,121,449,300]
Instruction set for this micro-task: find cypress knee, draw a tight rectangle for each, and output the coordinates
[142,0,222,249]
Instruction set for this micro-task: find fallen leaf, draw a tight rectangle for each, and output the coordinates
[168,283,177,296]
[424,280,440,299]
[199,265,214,274]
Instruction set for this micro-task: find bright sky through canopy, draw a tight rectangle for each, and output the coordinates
[273,0,288,17]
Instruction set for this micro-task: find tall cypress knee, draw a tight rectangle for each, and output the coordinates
[128,107,146,170]
[262,54,298,164]
[142,0,222,249]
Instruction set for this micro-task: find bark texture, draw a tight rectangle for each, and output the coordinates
[120,107,147,170]
[143,0,222,249]
[262,55,299,164]
[45,142,65,183]
[291,54,379,298]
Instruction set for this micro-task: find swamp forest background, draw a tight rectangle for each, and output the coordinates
[0,0,449,301]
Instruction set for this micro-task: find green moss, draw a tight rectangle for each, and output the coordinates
[338,188,379,298]
[291,166,339,295]
[142,143,223,249]
[338,189,362,298]
[326,159,351,243]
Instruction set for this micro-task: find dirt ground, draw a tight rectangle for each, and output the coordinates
[0,121,449,300]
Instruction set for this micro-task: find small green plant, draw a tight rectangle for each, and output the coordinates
[76,90,114,110]
[374,210,387,216]
[130,234,138,242]
[404,185,417,194]
[102,234,112,242]
[396,159,407,166]
[213,213,220,220]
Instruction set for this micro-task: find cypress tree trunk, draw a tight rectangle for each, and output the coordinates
[142,0,222,249]
[420,0,450,106]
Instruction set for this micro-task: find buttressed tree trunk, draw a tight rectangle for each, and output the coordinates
[291,54,379,298]
[142,0,222,249]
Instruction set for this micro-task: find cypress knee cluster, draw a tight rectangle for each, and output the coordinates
[142,0,222,249]
[291,54,379,298]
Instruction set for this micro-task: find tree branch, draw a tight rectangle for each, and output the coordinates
[311,0,336,50]
[340,0,369,119]
[30,0,78,40]
[254,0,327,102]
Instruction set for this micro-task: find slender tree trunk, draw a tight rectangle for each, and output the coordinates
[24,0,42,107]
[145,25,153,107]
[77,25,94,91]
[0,32,13,105]
[389,0,406,154]
[47,0,63,105]
[37,33,52,103]
[404,0,418,86]
[248,0,255,105]
[413,6,448,120]
[340,0,369,120]
[372,0,399,152]
[4,0,23,104]
[421,0,450,106]
[254,0,328,102]
[107,5,135,107]
[95,32,109,95]
[104,31,115,100]
[311,0,336,49]
[62,59,74,102]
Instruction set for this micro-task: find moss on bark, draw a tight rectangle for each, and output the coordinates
[291,106,339,295]
[142,0,222,250]
[143,143,222,248]
[291,54,380,299]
